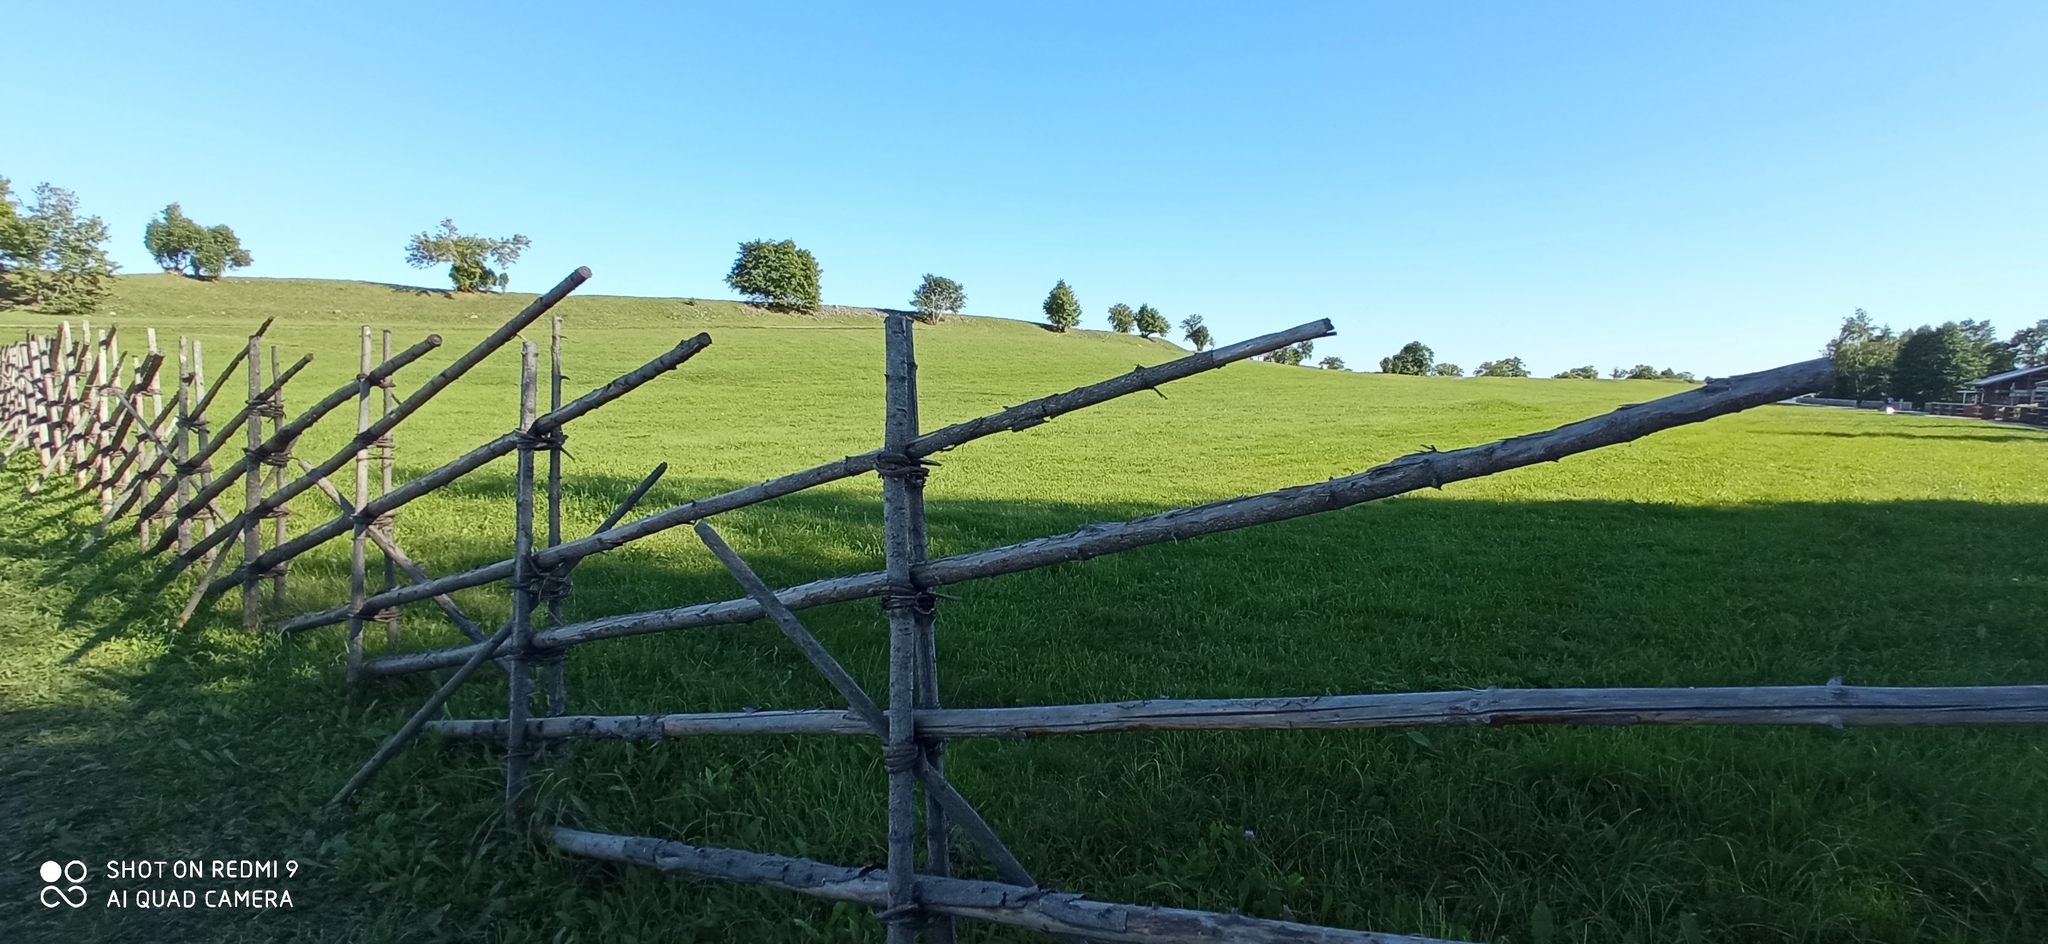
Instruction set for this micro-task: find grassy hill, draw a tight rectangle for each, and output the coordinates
[4,274,2046,943]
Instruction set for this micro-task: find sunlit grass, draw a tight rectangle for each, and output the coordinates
[1,273,2045,942]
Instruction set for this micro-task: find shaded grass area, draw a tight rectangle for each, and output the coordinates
[2,276,2047,942]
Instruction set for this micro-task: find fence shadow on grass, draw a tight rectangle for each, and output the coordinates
[7,457,2048,942]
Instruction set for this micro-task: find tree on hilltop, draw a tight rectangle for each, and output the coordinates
[1106,303,1135,334]
[909,274,964,323]
[1430,362,1464,377]
[1318,356,1345,370]
[1179,314,1211,351]
[725,238,821,312]
[406,220,529,293]
[145,204,252,279]
[1042,280,1081,331]
[1263,340,1314,365]
[1551,365,1599,380]
[1378,341,1433,375]
[1135,304,1170,339]
[1475,357,1529,377]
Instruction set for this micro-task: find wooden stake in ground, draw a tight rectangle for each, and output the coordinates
[346,329,372,684]
[545,315,566,719]
[878,312,925,943]
[174,337,193,552]
[505,341,541,811]
[242,335,264,630]
[270,346,289,606]
[379,329,399,649]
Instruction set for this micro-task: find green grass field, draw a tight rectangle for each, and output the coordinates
[3,273,2046,943]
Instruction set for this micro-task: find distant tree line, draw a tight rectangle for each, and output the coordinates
[1826,309,2041,404]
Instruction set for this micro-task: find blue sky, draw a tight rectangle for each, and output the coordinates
[9,2,2044,376]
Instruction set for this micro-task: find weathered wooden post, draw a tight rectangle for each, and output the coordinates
[347,328,372,683]
[545,315,567,720]
[242,335,265,630]
[174,337,194,551]
[270,346,290,606]
[505,341,541,811]
[878,312,933,943]
[378,329,399,648]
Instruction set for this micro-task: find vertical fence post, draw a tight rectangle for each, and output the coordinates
[379,329,399,648]
[140,330,161,549]
[190,340,213,551]
[347,328,372,684]
[879,312,930,944]
[545,315,567,721]
[506,341,541,812]
[174,338,193,551]
[270,346,289,607]
[242,335,264,630]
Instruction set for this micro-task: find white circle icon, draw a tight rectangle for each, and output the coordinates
[39,860,60,883]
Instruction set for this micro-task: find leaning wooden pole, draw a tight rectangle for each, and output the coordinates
[554,828,1469,944]
[360,356,1833,679]
[174,267,590,571]
[320,320,1332,622]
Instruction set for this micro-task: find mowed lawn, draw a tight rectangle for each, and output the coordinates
[3,273,2046,943]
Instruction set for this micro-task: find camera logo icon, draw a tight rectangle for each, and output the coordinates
[39,860,88,908]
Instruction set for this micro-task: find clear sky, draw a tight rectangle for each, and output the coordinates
[9,2,2044,376]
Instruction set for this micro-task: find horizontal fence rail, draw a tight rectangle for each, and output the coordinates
[429,684,2048,741]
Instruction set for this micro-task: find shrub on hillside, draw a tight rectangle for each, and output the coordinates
[145,204,252,280]
[1551,365,1600,380]
[1262,340,1314,365]
[1106,303,1135,334]
[726,239,821,312]
[1180,314,1211,351]
[909,274,965,323]
[406,219,529,293]
[1318,356,1345,370]
[1431,362,1464,377]
[1042,280,1081,331]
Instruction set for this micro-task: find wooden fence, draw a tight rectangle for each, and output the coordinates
[6,268,2046,944]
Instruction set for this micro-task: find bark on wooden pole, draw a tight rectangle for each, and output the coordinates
[436,683,2048,742]
[361,356,1833,679]
[315,321,1320,631]
[242,335,265,630]
[379,329,399,649]
[330,621,516,809]
[553,828,1468,944]
[346,328,372,684]
[505,341,541,811]
[879,312,922,943]
[545,315,566,721]
[270,346,289,606]
[175,267,589,571]
[173,337,192,551]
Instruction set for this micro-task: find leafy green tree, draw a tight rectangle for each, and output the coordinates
[1825,310,1899,400]
[1430,362,1464,377]
[1318,356,1345,370]
[2008,319,2048,368]
[1475,357,1529,377]
[1612,364,1659,380]
[1655,368,1697,382]
[1042,280,1081,332]
[1958,318,2016,374]
[1135,304,1170,339]
[1106,303,1135,334]
[909,274,964,323]
[1179,314,1211,351]
[407,220,530,293]
[1551,365,1600,380]
[0,182,117,314]
[145,204,252,279]
[1891,322,1991,404]
[1378,341,1433,375]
